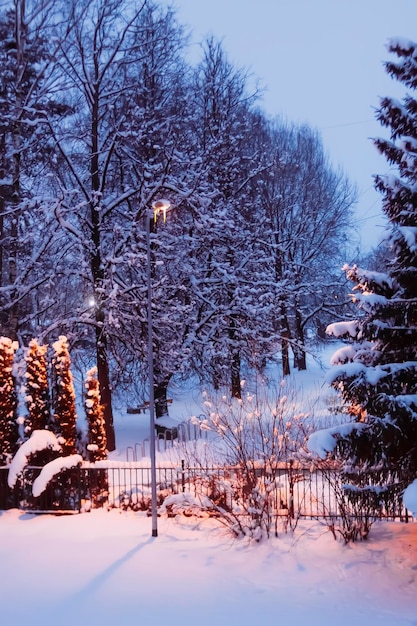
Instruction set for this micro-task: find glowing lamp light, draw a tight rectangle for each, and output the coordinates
[152,198,171,222]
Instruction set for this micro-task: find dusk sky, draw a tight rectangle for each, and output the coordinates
[162,0,417,252]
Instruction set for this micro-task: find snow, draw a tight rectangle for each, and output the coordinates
[326,360,367,384]
[352,292,388,308]
[1,342,417,625]
[329,341,376,366]
[398,394,417,408]
[389,37,417,52]
[343,264,392,290]
[307,422,366,459]
[330,343,360,364]
[327,360,417,388]
[32,454,83,497]
[0,509,416,626]
[0,336,18,354]
[7,430,62,488]
[307,427,339,459]
[326,320,358,338]
[394,226,417,252]
[404,480,417,516]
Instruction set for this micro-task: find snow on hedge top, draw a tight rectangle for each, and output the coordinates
[8,430,62,488]
[32,454,83,497]
[52,335,68,355]
[0,336,18,354]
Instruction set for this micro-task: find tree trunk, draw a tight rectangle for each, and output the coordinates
[0,133,5,333]
[226,246,241,398]
[229,313,241,398]
[231,348,241,398]
[89,80,115,451]
[7,1,26,340]
[280,302,291,376]
[293,305,307,370]
[154,377,170,419]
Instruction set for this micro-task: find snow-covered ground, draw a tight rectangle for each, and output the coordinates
[1,341,417,626]
[1,509,417,625]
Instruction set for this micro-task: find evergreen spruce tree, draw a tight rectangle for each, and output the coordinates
[85,367,107,462]
[51,336,77,456]
[0,337,19,464]
[24,339,50,434]
[84,366,108,506]
[324,38,417,495]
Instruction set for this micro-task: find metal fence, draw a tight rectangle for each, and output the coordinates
[0,463,411,522]
[0,467,16,510]
[126,416,211,461]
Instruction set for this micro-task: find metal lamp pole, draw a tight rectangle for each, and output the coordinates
[146,199,171,538]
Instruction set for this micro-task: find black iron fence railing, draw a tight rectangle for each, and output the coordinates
[0,463,412,522]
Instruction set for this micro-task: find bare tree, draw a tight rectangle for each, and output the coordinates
[185,37,264,397]
[254,120,357,374]
[42,0,160,448]
[0,1,74,341]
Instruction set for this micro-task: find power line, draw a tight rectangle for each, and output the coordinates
[320,119,375,131]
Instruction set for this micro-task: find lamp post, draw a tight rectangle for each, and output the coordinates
[146,198,171,538]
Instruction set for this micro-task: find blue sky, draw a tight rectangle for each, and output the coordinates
[162,0,417,253]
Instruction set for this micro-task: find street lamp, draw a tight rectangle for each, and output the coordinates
[147,198,171,538]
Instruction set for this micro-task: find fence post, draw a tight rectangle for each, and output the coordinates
[288,459,294,519]
[181,460,185,493]
[77,465,82,513]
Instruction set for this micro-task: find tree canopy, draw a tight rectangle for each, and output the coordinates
[0,0,356,447]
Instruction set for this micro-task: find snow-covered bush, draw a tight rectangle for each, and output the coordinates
[51,336,77,456]
[183,384,313,540]
[159,493,215,518]
[0,334,112,510]
[32,455,83,497]
[8,430,62,489]
[8,430,65,509]
[24,339,51,435]
[84,366,108,506]
[85,366,107,462]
